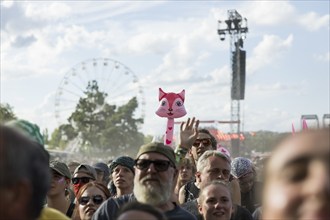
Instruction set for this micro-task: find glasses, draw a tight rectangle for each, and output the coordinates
[79,195,104,205]
[72,177,94,185]
[193,138,211,147]
[135,159,174,172]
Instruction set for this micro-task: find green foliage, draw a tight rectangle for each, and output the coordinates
[49,80,144,157]
[0,103,17,123]
[241,130,289,155]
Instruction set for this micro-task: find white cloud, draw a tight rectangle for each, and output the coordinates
[1,0,14,8]
[248,34,293,75]
[127,32,176,54]
[313,51,330,62]
[243,1,296,26]
[298,12,330,31]
[25,2,71,21]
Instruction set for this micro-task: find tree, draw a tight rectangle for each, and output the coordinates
[50,80,144,157]
[0,103,17,123]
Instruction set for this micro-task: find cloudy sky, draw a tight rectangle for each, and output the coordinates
[1,0,329,137]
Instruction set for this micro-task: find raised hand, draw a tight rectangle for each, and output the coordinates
[179,117,200,149]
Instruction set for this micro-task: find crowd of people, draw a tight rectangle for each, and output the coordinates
[0,117,329,220]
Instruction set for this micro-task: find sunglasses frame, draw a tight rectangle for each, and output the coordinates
[72,177,94,185]
[135,159,174,172]
[192,138,212,147]
[79,195,104,205]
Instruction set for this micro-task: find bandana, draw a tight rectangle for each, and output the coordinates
[231,157,253,178]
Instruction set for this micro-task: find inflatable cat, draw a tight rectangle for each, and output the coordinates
[156,88,187,147]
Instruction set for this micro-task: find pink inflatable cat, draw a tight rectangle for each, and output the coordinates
[156,88,187,147]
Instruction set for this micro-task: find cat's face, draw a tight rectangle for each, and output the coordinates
[155,89,187,119]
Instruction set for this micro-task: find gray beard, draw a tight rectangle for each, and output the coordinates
[134,178,172,206]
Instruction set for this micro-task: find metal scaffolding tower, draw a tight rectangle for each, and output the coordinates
[218,10,248,157]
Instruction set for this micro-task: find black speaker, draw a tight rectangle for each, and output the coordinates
[231,49,246,100]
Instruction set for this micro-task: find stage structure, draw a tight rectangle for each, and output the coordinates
[218,10,248,157]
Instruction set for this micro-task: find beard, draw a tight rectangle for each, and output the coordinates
[134,175,173,206]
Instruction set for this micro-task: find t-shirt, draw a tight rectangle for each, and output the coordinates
[183,180,200,202]
[38,207,70,220]
[92,193,196,220]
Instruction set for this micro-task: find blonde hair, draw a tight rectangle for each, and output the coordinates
[198,180,232,205]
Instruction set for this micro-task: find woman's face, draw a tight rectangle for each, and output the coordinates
[47,170,69,196]
[198,184,233,220]
[111,165,134,190]
[78,186,107,220]
[179,164,194,182]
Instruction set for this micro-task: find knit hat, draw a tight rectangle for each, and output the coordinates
[136,142,177,168]
[93,162,110,177]
[6,119,44,145]
[109,156,135,174]
[231,157,253,178]
[50,160,71,179]
[73,164,97,180]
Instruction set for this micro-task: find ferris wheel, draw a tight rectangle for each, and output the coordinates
[54,58,146,126]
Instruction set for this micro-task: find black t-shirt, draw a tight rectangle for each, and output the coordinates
[184,180,200,202]
[92,193,197,220]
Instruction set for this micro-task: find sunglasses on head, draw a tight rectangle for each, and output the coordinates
[72,177,94,185]
[135,159,174,172]
[79,195,104,205]
[193,138,211,147]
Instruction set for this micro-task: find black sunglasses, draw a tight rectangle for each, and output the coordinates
[193,138,211,147]
[79,195,104,205]
[135,159,174,172]
[72,177,94,185]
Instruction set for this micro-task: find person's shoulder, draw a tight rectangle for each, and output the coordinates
[92,194,135,220]
[166,203,197,220]
[38,207,70,220]
[181,198,197,208]
[232,204,253,220]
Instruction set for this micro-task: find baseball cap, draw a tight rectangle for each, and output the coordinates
[136,142,177,168]
[73,164,97,180]
[93,162,110,177]
[50,160,71,179]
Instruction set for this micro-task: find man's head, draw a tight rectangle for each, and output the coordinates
[262,129,330,220]
[0,124,50,220]
[72,164,97,195]
[195,150,231,189]
[190,129,217,163]
[133,142,178,206]
[231,157,256,193]
[93,162,110,186]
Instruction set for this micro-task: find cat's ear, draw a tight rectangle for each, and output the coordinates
[179,89,185,101]
[159,88,166,101]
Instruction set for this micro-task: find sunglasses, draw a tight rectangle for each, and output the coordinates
[193,138,211,147]
[135,159,174,172]
[72,177,94,185]
[79,195,104,205]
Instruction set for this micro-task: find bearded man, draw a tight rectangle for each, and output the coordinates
[92,142,196,220]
